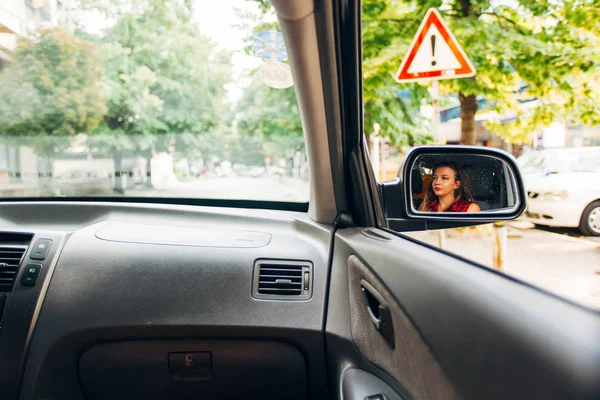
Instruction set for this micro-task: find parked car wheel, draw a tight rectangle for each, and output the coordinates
[579,200,600,236]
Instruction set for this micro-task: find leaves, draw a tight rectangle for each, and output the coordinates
[0,28,106,142]
[84,0,233,156]
[362,0,600,145]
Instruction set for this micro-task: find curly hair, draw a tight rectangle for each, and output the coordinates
[418,162,475,211]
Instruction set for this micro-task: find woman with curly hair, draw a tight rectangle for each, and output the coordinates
[419,162,481,212]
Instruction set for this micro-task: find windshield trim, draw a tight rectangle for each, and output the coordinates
[0,197,309,213]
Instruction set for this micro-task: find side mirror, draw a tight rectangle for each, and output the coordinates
[380,146,527,231]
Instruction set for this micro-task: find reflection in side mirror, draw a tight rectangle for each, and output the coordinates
[381,146,527,224]
[410,153,518,214]
[380,147,526,230]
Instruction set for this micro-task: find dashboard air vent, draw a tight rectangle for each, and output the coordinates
[0,246,27,293]
[252,260,313,300]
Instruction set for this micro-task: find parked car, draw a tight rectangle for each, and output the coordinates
[525,172,600,235]
[518,148,600,235]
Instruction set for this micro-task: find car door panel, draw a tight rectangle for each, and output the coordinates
[347,254,457,399]
[326,228,600,400]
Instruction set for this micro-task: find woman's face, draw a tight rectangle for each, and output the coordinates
[432,166,460,198]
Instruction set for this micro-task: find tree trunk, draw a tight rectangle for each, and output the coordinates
[112,147,124,194]
[459,93,478,145]
[145,150,153,188]
[11,147,22,183]
[36,156,53,196]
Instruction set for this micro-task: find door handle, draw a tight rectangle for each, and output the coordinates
[360,280,395,349]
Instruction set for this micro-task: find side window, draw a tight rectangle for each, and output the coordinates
[580,151,600,172]
[362,0,600,311]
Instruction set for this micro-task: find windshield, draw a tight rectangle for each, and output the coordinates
[0,0,308,202]
[518,150,600,175]
[549,150,600,173]
[517,154,546,175]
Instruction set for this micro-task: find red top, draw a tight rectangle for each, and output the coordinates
[428,200,472,212]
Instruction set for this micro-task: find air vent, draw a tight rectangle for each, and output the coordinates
[252,260,313,300]
[0,246,27,293]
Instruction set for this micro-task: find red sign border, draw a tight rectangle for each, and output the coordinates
[395,8,475,82]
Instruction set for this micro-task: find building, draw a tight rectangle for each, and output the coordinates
[0,0,75,70]
[1,0,54,61]
[439,97,600,154]
[0,0,66,189]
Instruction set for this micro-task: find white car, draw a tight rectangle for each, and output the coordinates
[518,147,600,235]
[524,171,600,235]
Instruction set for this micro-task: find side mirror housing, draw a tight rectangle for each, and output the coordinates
[380,146,527,231]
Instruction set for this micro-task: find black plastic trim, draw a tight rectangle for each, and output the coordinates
[334,0,385,228]
[0,231,65,400]
[335,0,362,154]
[315,0,347,213]
[252,259,314,301]
[387,219,488,232]
[0,197,309,212]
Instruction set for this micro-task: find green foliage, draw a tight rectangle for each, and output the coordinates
[362,1,438,145]
[363,0,600,144]
[0,28,106,155]
[224,69,304,164]
[236,80,302,139]
[364,85,433,147]
[81,0,233,158]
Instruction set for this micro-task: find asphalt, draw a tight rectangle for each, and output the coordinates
[125,175,310,202]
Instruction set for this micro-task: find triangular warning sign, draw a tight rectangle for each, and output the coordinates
[395,8,475,83]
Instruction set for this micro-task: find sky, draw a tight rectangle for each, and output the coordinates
[194,0,266,101]
[194,0,254,50]
[77,0,276,103]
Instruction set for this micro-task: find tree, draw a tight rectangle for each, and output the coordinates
[234,79,304,164]
[363,0,600,145]
[363,0,435,147]
[77,0,233,191]
[0,27,105,155]
[236,81,302,139]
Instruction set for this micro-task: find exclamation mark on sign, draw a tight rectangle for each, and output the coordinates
[431,35,437,66]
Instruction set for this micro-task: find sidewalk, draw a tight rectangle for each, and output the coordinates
[403,223,600,310]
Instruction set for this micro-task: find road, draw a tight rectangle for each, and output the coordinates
[404,222,600,310]
[534,225,600,244]
[125,175,310,202]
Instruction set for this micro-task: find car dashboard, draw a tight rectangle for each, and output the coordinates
[0,201,332,400]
